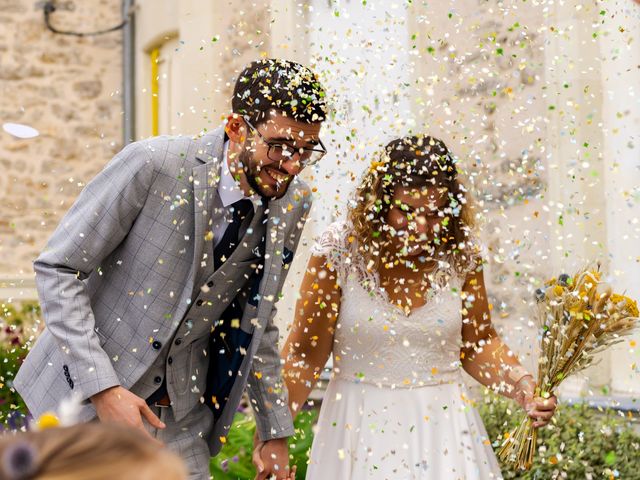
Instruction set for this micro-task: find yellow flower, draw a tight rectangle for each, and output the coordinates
[610,294,639,317]
[553,285,565,296]
[36,412,60,430]
[369,160,385,172]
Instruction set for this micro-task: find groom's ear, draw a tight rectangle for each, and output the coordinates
[225,114,248,144]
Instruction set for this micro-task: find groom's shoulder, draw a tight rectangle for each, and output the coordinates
[130,134,204,166]
[120,127,225,174]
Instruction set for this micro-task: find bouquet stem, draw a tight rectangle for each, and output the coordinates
[497,415,538,470]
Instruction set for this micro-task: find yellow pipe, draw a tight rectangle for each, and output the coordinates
[150,48,160,136]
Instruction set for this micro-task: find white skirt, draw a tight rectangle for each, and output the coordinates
[306,378,504,480]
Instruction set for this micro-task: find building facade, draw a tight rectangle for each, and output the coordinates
[1,0,638,398]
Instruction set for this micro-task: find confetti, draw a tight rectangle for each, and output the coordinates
[2,2,639,480]
[2,123,39,139]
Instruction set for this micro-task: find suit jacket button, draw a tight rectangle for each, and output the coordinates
[196,299,204,306]
[174,338,182,346]
[167,357,173,365]
[207,281,214,288]
[154,376,162,384]
[152,341,162,350]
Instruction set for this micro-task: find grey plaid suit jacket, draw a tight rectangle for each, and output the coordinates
[14,126,311,451]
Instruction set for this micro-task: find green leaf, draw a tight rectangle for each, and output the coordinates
[605,450,616,465]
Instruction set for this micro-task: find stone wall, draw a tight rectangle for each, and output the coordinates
[0,0,123,286]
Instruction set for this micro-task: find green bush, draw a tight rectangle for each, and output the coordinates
[477,389,640,479]
[0,302,40,431]
[210,408,318,479]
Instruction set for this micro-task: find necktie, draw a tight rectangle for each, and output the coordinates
[214,199,253,269]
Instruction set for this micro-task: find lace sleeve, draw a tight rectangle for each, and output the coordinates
[457,233,486,277]
[310,221,352,279]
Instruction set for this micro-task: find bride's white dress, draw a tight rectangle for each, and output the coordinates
[305,222,503,480]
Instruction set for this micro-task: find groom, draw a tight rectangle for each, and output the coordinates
[14,58,327,479]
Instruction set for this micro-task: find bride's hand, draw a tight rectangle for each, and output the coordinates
[513,375,558,428]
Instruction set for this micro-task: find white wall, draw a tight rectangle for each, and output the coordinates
[599,0,640,394]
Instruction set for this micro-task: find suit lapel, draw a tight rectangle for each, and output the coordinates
[190,129,225,295]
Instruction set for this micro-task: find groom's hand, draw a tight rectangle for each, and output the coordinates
[91,386,166,444]
[252,435,295,480]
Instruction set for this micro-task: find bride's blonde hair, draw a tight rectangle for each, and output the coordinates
[347,134,479,274]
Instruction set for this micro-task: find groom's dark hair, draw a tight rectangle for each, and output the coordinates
[232,58,328,126]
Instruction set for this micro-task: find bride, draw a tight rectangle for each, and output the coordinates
[281,135,557,479]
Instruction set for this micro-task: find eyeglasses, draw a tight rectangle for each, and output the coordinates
[243,116,327,169]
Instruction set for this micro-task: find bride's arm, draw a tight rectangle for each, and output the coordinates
[281,253,342,418]
[460,268,557,427]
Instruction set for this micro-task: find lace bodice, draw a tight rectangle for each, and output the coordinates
[311,221,480,388]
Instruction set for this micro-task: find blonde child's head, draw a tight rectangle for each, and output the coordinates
[0,422,187,480]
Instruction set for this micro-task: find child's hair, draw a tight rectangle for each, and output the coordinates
[0,423,187,480]
[347,134,479,274]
